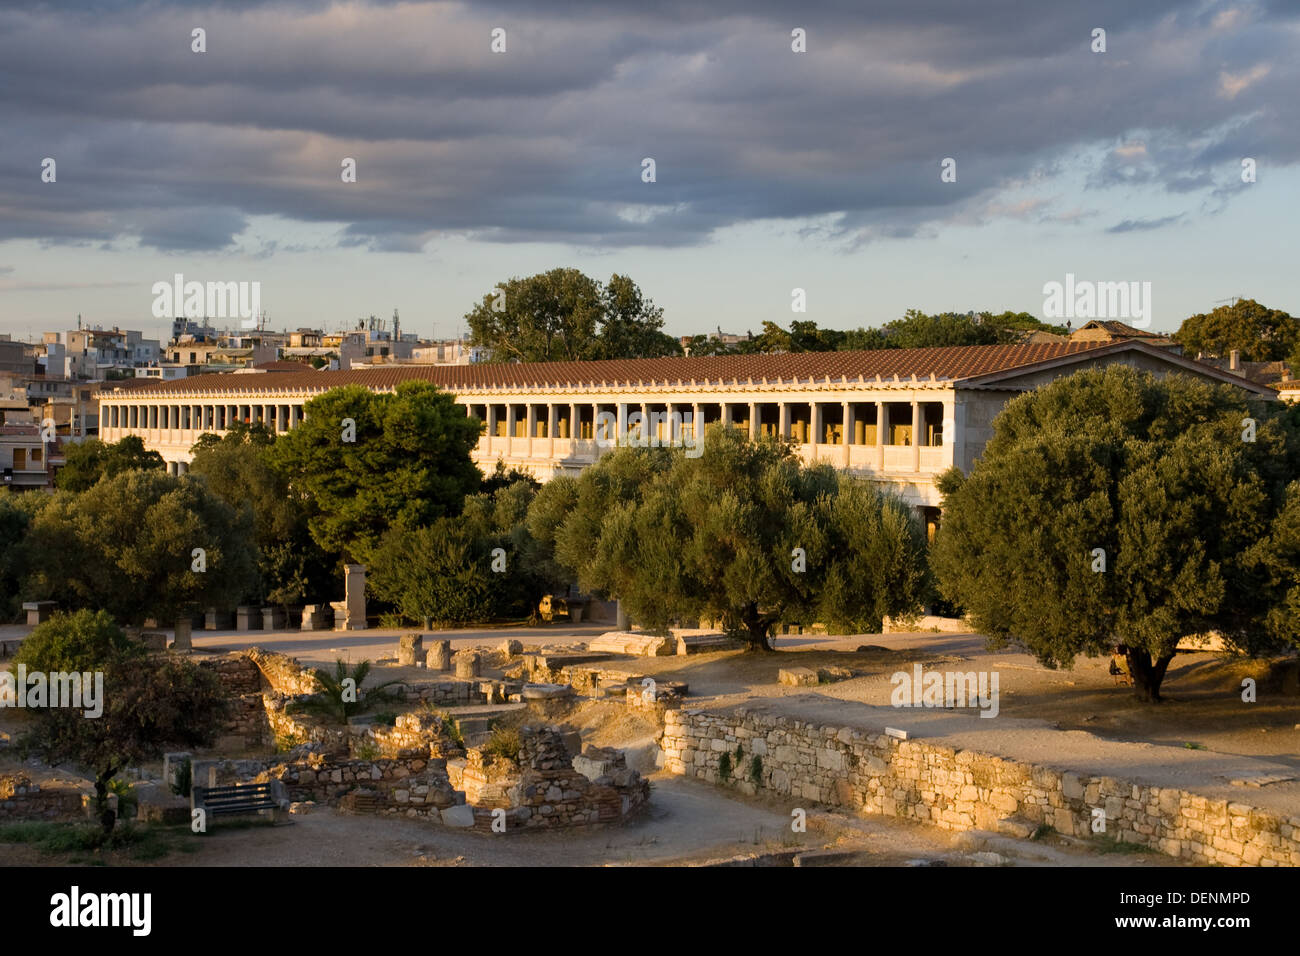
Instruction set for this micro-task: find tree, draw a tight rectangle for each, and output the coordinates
[13,609,142,674]
[465,270,677,362]
[931,365,1300,701]
[270,381,483,562]
[466,268,604,363]
[538,426,929,648]
[189,422,335,608]
[596,273,681,359]
[286,659,401,725]
[370,478,564,627]
[479,460,540,496]
[880,310,1011,348]
[1172,299,1297,362]
[0,493,37,621]
[56,436,164,492]
[14,611,226,829]
[19,470,258,626]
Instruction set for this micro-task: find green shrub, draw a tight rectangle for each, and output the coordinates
[749,756,763,785]
[352,738,380,761]
[483,725,522,761]
[718,752,732,782]
[170,758,192,798]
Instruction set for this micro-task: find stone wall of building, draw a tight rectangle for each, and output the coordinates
[661,707,1300,867]
[465,726,650,832]
[261,695,350,752]
[243,647,322,695]
[199,655,263,695]
[369,712,464,759]
[199,655,269,746]
[0,772,85,821]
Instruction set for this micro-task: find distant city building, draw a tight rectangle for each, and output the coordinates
[0,424,63,491]
[410,338,489,366]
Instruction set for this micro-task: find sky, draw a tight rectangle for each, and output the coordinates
[0,0,1297,344]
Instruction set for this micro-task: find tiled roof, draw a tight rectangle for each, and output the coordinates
[251,360,314,372]
[1073,320,1169,339]
[101,343,1115,397]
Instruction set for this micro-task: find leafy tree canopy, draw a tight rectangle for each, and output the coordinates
[931,365,1300,701]
[12,610,227,827]
[19,470,258,626]
[189,422,335,607]
[370,478,564,627]
[465,269,679,362]
[536,426,929,648]
[56,435,165,492]
[1172,298,1298,363]
[270,381,483,562]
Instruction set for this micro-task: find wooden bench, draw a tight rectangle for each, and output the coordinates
[192,782,285,823]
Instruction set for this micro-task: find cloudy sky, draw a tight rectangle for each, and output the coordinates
[0,0,1297,343]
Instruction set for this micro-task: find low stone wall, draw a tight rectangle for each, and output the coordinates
[370,712,464,759]
[0,772,85,821]
[262,695,350,752]
[244,647,322,695]
[200,655,262,695]
[661,707,1300,867]
[393,678,501,708]
[465,726,650,832]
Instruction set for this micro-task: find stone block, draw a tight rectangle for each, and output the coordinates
[441,804,475,827]
[22,601,57,626]
[171,618,193,651]
[300,605,327,630]
[204,608,233,630]
[500,639,524,657]
[140,631,168,652]
[455,652,482,679]
[235,606,262,631]
[427,640,452,671]
[778,667,818,687]
[398,633,424,667]
[261,607,286,631]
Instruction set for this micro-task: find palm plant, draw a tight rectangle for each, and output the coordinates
[287,659,403,726]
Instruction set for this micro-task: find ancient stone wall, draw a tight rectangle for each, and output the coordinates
[0,772,85,821]
[243,647,321,695]
[661,707,1300,867]
[199,655,263,695]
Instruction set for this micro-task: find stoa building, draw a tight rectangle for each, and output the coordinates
[95,341,1274,536]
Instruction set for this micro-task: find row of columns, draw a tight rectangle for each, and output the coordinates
[103,402,305,434]
[475,399,944,441]
[471,397,949,471]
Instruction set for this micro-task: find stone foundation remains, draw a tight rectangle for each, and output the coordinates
[661,706,1300,867]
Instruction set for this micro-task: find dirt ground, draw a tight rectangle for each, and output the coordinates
[3,623,1294,866]
[0,773,1184,868]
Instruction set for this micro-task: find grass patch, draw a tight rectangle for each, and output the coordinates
[0,821,197,861]
[1030,823,1055,841]
[482,724,522,761]
[1183,742,1206,750]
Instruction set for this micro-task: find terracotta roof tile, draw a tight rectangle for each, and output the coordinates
[102,342,1113,397]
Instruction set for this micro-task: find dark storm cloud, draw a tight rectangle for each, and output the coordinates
[0,0,1294,252]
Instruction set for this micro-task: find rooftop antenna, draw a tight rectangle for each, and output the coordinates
[1215,295,1245,306]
